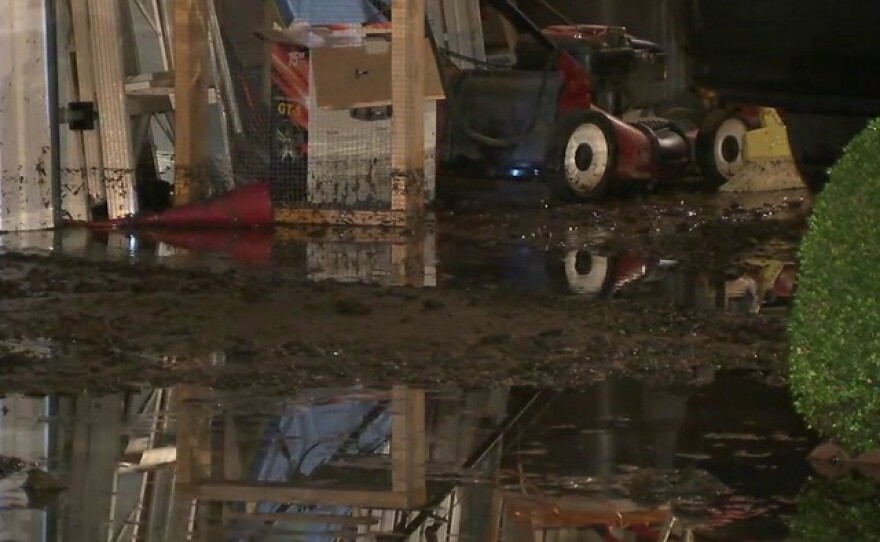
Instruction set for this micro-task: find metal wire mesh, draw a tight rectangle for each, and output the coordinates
[55,0,438,221]
[212,2,401,212]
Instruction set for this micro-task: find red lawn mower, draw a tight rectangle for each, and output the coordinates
[435,0,735,201]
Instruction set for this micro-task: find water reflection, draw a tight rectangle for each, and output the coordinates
[0,226,794,312]
[0,374,831,541]
[456,241,795,313]
[0,225,438,288]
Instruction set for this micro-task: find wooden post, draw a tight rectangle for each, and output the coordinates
[390,224,427,287]
[391,386,427,506]
[222,408,242,481]
[175,385,213,487]
[485,486,504,542]
[63,395,124,541]
[390,0,426,223]
[173,0,210,205]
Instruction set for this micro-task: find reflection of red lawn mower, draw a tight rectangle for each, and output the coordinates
[435,1,743,201]
[563,248,661,297]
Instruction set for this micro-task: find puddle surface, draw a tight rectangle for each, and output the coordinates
[0,201,822,540]
[441,239,795,313]
[1,226,795,314]
[0,372,856,542]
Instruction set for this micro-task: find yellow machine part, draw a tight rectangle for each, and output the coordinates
[742,108,794,161]
[721,107,804,192]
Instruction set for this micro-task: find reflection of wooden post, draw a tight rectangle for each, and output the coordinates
[390,0,426,222]
[391,386,427,505]
[715,280,728,310]
[405,225,427,287]
[64,396,123,541]
[166,489,197,542]
[485,486,503,542]
[174,0,210,205]
[175,388,194,485]
[175,385,213,486]
[222,409,242,480]
[391,226,428,287]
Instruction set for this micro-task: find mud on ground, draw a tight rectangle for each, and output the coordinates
[0,190,808,395]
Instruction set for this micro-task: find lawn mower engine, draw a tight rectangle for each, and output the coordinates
[440,24,694,201]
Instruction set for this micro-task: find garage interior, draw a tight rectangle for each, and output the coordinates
[1,0,879,540]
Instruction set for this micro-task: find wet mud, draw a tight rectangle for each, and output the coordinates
[0,190,806,395]
[0,196,803,398]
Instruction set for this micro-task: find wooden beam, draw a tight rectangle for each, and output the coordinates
[175,385,213,486]
[226,512,380,527]
[175,390,194,486]
[390,0,426,222]
[405,226,427,287]
[485,487,504,542]
[222,409,242,481]
[173,0,210,205]
[390,229,428,287]
[195,482,413,508]
[64,396,124,541]
[391,387,427,505]
[390,244,407,285]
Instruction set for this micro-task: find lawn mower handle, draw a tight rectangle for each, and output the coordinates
[483,0,592,112]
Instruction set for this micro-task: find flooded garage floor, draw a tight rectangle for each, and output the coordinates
[1,187,867,540]
[0,190,807,394]
[0,373,870,541]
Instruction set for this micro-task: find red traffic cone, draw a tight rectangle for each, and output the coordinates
[92,181,274,230]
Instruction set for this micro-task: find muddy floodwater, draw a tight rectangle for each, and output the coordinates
[0,191,806,393]
[0,373,829,541]
[2,189,874,540]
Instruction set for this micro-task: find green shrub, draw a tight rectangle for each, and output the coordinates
[788,118,880,453]
[790,475,880,542]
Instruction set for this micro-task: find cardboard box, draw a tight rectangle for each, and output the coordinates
[263,24,444,208]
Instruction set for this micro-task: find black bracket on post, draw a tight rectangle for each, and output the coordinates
[62,101,98,131]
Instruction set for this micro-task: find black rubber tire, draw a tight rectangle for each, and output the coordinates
[545,110,618,202]
[695,110,749,192]
[784,112,870,194]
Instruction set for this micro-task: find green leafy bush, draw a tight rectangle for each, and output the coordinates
[790,475,880,542]
[788,118,880,453]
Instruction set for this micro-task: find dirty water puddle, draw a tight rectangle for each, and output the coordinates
[0,372,868,541]
[440,240,795,314]
[1,225,797,315]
